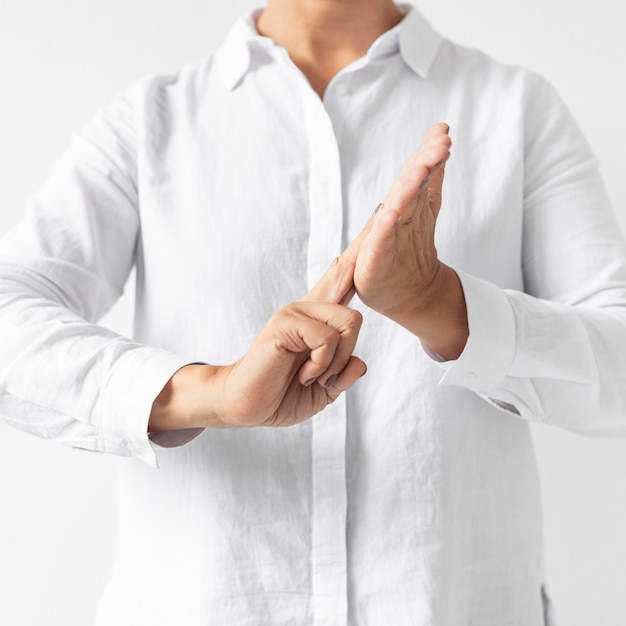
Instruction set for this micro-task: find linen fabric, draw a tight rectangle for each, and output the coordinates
[1,4,625,625]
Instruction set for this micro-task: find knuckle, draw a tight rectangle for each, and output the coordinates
[338,312,362,337]
[284,300,301,312]
[331,255,342,269]
[332,253,355,271]
[346,308,363,329]
[266,311,282,330]
[269,309,287,328]
[275,302,299,319]
[321,326,340,345]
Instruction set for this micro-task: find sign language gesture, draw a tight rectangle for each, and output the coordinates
[149,123,467,434]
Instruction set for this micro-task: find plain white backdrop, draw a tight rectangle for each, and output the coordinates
[0,1,625,624]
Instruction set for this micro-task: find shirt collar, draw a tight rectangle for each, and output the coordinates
[214,3,442,91]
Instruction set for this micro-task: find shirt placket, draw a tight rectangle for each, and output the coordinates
[302,87,348,626]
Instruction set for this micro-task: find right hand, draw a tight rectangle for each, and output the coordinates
[150,207,374,432]
[214,301,365,427]
[203,215,378,428]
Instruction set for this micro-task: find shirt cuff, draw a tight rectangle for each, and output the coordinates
[432,270,517,395]
[99,347,192,468]
[149,428,205,448]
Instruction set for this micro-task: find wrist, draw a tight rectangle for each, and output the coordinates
[149,363,230,432]
[391,263,469,360]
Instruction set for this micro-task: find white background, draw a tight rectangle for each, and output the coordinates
[0,1,625,624]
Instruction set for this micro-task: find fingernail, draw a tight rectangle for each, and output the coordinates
[324,374,338,389]
[304,377,317,387]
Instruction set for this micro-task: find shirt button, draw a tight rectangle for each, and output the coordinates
[465,371,478,381]
[335,83,349,96]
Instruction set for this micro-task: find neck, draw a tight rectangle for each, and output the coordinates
[256,0,404,97]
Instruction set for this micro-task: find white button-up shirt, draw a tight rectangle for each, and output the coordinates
[1,4,626,625]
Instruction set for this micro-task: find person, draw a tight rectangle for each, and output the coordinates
[0,0,625,624]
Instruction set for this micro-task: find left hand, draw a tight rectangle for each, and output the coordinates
[304,122,468,361]
[353,122,452,320]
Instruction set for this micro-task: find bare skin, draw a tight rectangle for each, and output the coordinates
[353,124,468,359]
[149,2,469,433]
[149,126,467,432]
[256,0,404,98]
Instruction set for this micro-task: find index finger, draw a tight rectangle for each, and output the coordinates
[302,205,379,305]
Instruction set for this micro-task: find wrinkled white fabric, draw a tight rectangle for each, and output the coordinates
[1,4,625,625]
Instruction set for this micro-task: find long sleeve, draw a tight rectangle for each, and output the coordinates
[0,81,190,467]
[438,73,626,435]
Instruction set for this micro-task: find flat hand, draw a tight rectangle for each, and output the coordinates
[354,122,451,319]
